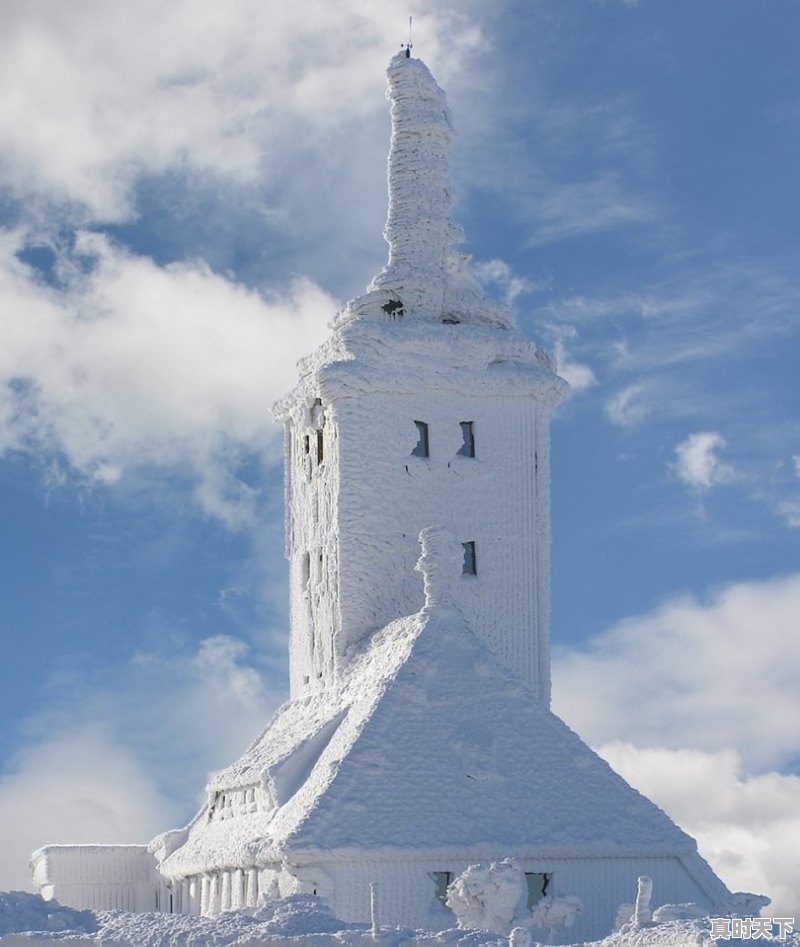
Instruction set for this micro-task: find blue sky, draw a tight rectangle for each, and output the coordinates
[1,0,799,918]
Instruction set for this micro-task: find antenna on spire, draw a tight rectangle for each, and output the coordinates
[404,15,413,58]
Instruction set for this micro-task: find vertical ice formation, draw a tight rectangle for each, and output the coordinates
[415,526,463,609]
[342,53,512,328]
[371,53,461,309]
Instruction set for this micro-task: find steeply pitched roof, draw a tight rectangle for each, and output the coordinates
[159,603,707,879]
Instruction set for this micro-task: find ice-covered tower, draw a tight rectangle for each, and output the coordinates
[274,51,568,703]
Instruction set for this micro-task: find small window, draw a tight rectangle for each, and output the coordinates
[301,552,310,586]
[382,299,405,319]
[412,420,430,458]
[432,871,452,905]
[316,429,324,465]
[303,434,310,455]
[458,421,475,458]
[525,873,550,909]
[462,541,477,575]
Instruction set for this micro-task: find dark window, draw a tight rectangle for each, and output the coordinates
[412,420,430,458]
[462,541,477,575]
[381,299,405,319]
[432,871,452,905]
[525,873,550,909]
[317,429,324,465]
[303,434,310,455]
[458,421,475,457]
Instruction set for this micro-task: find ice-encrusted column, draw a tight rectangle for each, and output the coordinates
[369,51,463,317]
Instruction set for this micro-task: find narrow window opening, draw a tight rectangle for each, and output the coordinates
[316,429,324,465]
[303,434,310,455]
[458,421,475,457]
[301,552,310,586]
[462,541,477,575]
[303,675,310,685]
[432,871,453,905]
[412,420,430,458]
[525,873,550,909]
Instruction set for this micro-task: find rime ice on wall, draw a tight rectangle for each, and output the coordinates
[30,845,159,913]
[274,319,568,701]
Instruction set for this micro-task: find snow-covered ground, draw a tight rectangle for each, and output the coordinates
[0,892,796,947]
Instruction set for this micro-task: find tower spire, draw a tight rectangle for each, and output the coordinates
[335,52,513,329]
[369,51,462,317]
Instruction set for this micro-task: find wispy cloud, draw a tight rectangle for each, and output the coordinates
[605,382,649,427]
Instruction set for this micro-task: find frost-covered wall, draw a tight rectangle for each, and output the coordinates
[275,47,568,700]
[277,318,567,701]
[30,846,159,913]
[283,394,340,697]
[286,852,729,941]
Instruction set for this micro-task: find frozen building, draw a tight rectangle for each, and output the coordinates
[32,51,739,940]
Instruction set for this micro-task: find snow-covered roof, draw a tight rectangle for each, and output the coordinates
[159,600,700,878]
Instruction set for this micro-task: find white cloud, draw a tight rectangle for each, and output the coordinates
[605,382,649,426]
[0,229,333,525]
[0,725,182,893]
[553,575,800,916]
[552,572,800,772]
[673,431,735,490]
[556,349,597,394]
[472,258,537,306]
[0,1,481,223]
[0,633,281,892]
[777,499,800,528]
[599,743,800,918]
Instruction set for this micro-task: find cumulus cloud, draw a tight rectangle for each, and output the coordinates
[0,726,182,893]
[552,572,800,772]
[599,743,800,918]
[553,575,800,916]
[0,229,334,525]
[0,1,481,223]
[673,431,735,490]
[0,633,280,892]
